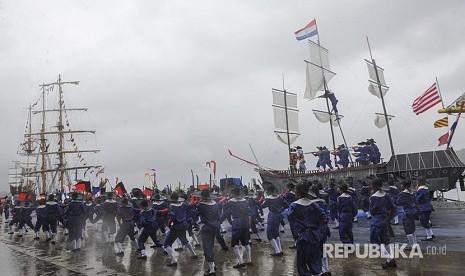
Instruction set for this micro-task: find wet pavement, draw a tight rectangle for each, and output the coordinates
[1,208,465,275]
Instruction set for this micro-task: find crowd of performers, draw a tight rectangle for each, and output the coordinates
[0,175,436,276]
[291,138,382,172]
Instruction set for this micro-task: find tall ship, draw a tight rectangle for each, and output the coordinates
[10,75,102,198]
[255,20,465,194]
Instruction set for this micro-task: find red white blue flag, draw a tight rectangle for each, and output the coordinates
[295,19,318,41]
[412,83,441,115]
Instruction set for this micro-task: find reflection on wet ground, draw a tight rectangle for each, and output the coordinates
[1,209,464,275]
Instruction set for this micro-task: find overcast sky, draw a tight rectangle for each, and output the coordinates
[2,0,465,192]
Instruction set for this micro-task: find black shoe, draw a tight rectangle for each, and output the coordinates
[381,259,397,269]
[280,230,285,233]
[432,235,436,239]
[138,255,147,260]
[289,245,297,249]
[244,262,253,266]
[162,251,168,255]
[254,238,262,242]
[233,263,246,269]
[115,251,124,256]
[150,244,163,248]
[34,237,40,240]
[195,244,201,248]
[421,237,434,241]
[270,252,284,257]
[7,232,13,235]
[191,255,199,259]
[367,217,372,220]
[167,262,178,267]
[321,272,332,276]
[332,226,339,229]
[221,247,229,251]
[174,247,184,252]
[51,241,56,244]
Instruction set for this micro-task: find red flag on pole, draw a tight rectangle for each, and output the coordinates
[412,83,442,115]
[114,182,127,196]
[143,187,152,198]
[438,132,449,146]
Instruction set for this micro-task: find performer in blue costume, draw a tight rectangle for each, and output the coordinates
[45,194,62,244]
[415,178,435,241]
[115,197,138,256]
[281,181,298,249]
[163,192,198,267]
[367,138,381,164]
[282,182,328,276]
[193,189,223,276]
[324,179,340,229]
[360,179,372,219]
[260,184,285,256]
[34,199,49,240]
[334,144,350,168]
[396,179,418,250]
[137,199,164,259]
[354,142,370,165]
[387,179,399,225]
[66,193,86,251]
[319,146,333,171]
[337,183,358,243]
[221,187,252,269]
[369,178,397,269]
[102,192,118,243]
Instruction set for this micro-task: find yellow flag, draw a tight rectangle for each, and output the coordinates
[434,117,448,128]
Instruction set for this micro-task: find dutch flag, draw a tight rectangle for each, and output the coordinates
[295,19,318,41]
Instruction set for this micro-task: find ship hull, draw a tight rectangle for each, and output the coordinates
[258,149,465,194]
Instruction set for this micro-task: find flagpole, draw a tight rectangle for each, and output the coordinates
[446,100,465,149]
[435,77,445,109]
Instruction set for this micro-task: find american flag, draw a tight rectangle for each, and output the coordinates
[412,83,442,115]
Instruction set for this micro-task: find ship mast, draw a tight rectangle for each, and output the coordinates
[40,85,47,193]
[367,38,395,156]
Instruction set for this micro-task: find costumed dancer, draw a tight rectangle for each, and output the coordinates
[8,201,22,235]
[92,198,104,230]
[184,193,201,248]
[247,190,263,243]
[281,181,298,249]
[102,192,118,243]
[346,177,359,223]
[388,179,399,225]
[45,194,62,244]
[4,199,10,223]
[310,185,332,276]
[369,178,397,269]
[360,180,371,219]
[324,179,340,229]
[337,183,358,244]
[282,182,328,276]
[415,178,435,241]
[115,197,137,256]
[163,192,198,267]
[296,146,307,172]
[260,184,284,257]
[193,189,223,276]
[353,142,370,165]
[83,198,94,237]
[367,138,381,164]
[18,201,35,237]
[34,199,49,240]
[396,179,418,250]
[66,192,86,251]
[334,144,350,168]
[221,187,253,269]
[152,194,169,236]
[320,146,333,171]
[136,199,164,259]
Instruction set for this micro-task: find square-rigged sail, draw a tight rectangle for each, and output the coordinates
[304,40,336,100]
[272,89,300,145]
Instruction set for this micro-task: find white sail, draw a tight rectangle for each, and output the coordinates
[304,41,336,100]
[368,80,389,99]
[313,110,342,127]
[366,59,387,85]
[275,132,300,145]
[272,89,297,108]
[374,113,394,128]
[273,107,299,132]
[272,88,300,145]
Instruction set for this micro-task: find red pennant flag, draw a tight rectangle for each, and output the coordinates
[438,132,449,146]
[143,187,152,198]
[114,182,127,196]
[18,192,28,202]
[75,181,92,193]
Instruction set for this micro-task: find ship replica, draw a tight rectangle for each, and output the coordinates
[256,22,465,194]
[9,75,102,200]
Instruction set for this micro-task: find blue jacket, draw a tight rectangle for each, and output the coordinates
[260,196,284,224]
[416,186,433,212]
[221,198,250,229]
